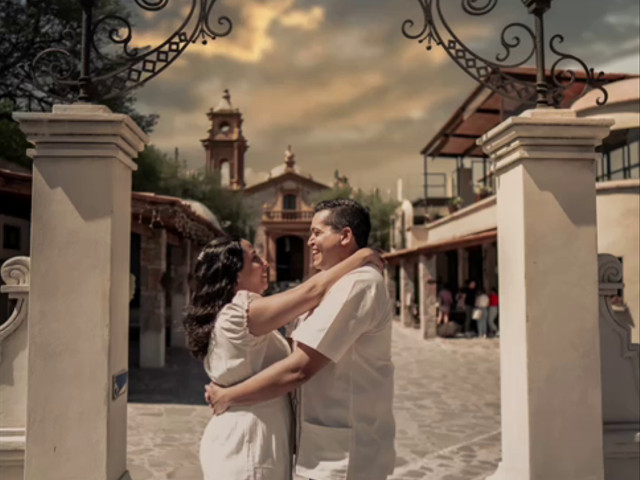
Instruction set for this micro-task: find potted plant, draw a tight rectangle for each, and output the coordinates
[475,184,494,200]
[448,196,463,213]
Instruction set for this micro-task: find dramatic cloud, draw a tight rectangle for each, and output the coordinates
[133,0,639,200]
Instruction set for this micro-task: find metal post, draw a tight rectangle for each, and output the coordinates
[533,11,549,106]
[423,154,429,202]
[78,0,94,102]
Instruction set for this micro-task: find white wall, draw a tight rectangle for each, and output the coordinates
[412,196,497,246]
[596,179,640,343]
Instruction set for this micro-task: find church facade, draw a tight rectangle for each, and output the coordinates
[202,91,329,285]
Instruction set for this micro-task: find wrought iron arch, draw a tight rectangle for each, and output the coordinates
[29,0,232,103]
[402,0,608,107]
[27,0,608,108]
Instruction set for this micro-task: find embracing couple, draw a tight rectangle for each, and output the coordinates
[183,199,396,480]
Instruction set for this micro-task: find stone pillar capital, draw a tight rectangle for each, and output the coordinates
[12,103,148,170]
[478,108,614,176]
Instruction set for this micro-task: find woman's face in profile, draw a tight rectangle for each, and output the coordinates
[236,239,269,294]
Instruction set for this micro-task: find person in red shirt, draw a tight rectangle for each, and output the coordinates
[488,288,499,336]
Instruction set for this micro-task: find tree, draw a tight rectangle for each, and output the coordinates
[0,101,31,168]
[133,146,253,238]
[313,170,398,251]
[354,189,398,252]
[0,0,158,167]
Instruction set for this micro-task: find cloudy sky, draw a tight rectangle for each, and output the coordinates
[130,0,639,200]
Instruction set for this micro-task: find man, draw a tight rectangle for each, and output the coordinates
[206,199,396,480]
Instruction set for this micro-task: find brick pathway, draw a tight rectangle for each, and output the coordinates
[127,323,502,479]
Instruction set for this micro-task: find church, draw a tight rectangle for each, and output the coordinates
[201,91,329,286]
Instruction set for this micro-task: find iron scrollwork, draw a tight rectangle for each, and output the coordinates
[402,0,608,107]
[29,0,232,103]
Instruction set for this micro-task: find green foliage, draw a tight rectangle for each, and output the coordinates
[313,170,398,251]
[133,146,253,238]
[0,102,31,169]
[354,189,398,251]
[0,0,157,168]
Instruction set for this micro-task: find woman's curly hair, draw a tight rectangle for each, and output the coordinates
[183,236,244,360]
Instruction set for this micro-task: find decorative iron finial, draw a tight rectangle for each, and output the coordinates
[285,145,295,169]
[29,0,233,103]
[402,0,608,107]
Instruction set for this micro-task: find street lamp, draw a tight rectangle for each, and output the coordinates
[402,0,608,106]
[29,0,232,103]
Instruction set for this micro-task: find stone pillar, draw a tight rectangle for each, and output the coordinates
[14,104,147,480]
[478,109,613,480]
[457,247,468,287]
[418,254,438,339]
[140,229,167,368]
[399,258,415,328]
[384,264,398,320]
[169,241,191,348]
[482,242,498,291]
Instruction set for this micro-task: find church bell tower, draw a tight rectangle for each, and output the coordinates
[201,89,248,190]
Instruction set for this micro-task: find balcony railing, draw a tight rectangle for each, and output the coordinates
[263,210,314,222]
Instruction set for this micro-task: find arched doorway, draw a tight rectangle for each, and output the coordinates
[276,235,304,283]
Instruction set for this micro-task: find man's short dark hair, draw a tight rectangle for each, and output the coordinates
[314,199,371,248]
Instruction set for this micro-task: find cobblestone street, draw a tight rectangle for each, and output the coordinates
[127,323,501,479]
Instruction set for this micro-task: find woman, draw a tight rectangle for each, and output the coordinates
[183,236,382,480]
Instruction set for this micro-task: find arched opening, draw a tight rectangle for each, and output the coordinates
[276,235,304,283]
[219,121,231,134]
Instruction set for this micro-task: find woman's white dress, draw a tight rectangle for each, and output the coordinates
[200,290,293,480]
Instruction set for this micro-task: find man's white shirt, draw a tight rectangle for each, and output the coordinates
[292,265,396,480]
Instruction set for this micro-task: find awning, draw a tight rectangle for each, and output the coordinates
[421,67,634,159]
[384,229,497,261]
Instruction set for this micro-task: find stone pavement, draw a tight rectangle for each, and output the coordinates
[127,323,501,479]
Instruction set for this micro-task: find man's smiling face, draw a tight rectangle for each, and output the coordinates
[307,209,344,271]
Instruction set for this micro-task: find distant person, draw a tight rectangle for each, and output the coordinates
[437,284,453,325]
[488,288,499,336]
[462,280,478,336]
[475,289,490,338]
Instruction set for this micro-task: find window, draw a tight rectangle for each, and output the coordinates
[283,194,297,210]
[3,225,21,250]
[597,133,639,182]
